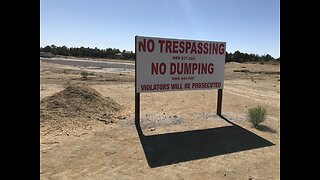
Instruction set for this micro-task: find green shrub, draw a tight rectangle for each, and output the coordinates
[80,71,89,78]
[246,106,267,128]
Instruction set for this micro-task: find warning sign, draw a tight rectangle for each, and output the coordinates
[136,36,226,93]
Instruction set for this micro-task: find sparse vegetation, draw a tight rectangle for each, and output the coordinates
[80,71,94,79]
[80,71,89,79]
[246,106,267,128]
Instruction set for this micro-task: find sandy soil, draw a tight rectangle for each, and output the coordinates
[40,60,280,180]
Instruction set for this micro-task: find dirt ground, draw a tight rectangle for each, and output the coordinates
[40,59,280,180]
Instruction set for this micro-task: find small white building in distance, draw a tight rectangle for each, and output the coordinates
[115,52,123,57]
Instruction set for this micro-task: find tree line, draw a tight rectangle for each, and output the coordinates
[40,45,135,60]
[40,45,279,62]
[226,51,277,63]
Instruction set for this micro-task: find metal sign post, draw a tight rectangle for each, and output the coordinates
[135,36,140,124]
[217,89,223,116]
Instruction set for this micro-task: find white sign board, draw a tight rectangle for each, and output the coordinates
[136,36,226,93]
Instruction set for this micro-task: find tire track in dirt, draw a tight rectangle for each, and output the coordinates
[224,80,279,108]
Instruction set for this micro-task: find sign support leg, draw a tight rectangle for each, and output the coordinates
[134,36,140,124]
[217,89,223,116]
[135,93,140,124]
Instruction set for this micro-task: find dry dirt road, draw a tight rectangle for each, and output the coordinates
[41,57,135,68]
[40,59,280,180]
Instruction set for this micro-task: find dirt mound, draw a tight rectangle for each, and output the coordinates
[40,84,122,121]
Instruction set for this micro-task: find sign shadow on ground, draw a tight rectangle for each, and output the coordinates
[135,115,274,168]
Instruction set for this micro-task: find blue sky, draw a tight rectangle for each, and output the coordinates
[40,0,280,58]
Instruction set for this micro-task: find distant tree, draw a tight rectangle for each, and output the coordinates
[244,53,249,61]
[50,44,57,49]
[249,53,256,61]
[106,48,113,56]
[56,45,68,56]
[113,48,121,54]
[232,51,244,63]
[50,45,57,54]
[225,52,232,62]
[42,45,51,52]
[265,54,274,61]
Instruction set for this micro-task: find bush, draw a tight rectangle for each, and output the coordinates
[80,71,89,78]
[246,106,267,128]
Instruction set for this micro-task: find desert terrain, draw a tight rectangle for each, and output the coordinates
[40,57,280,180]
